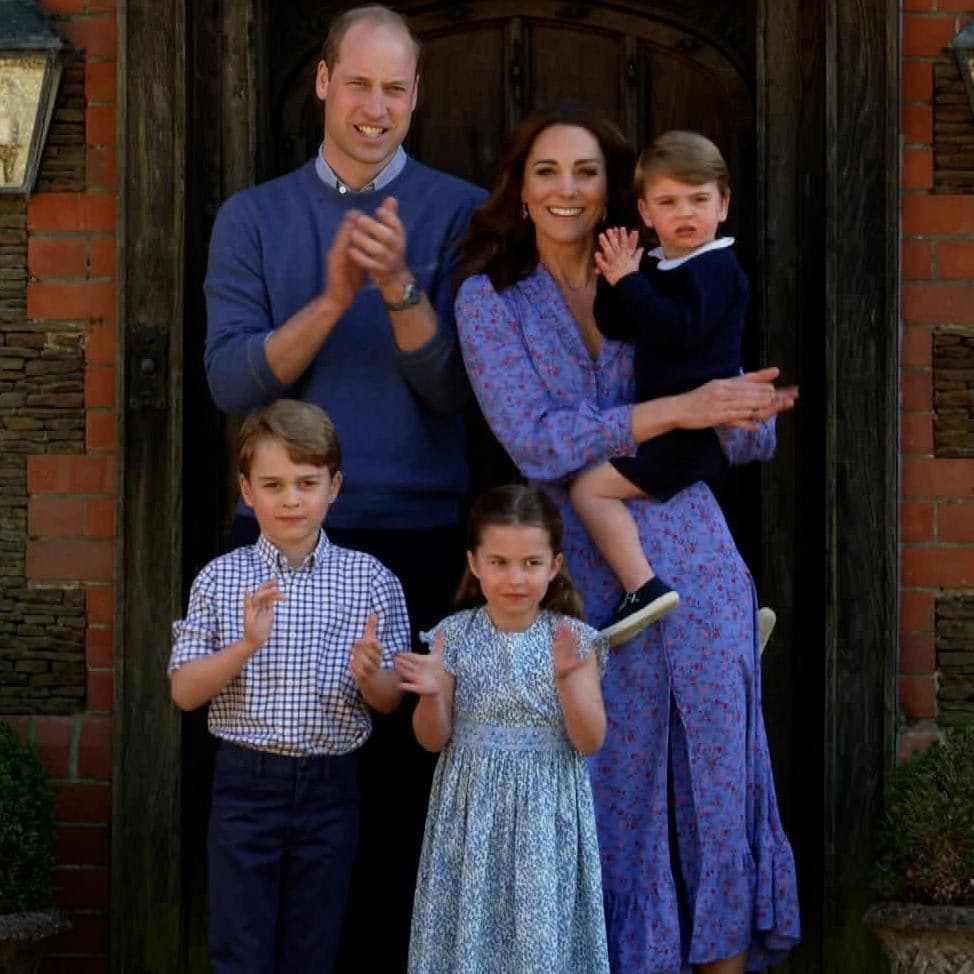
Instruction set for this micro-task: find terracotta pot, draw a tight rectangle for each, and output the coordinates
[0,910,70,974]
[864,901,974,974]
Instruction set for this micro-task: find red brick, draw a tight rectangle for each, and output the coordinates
[86,411,115,452]
[28,496,86,538]
[85,325,114,365]
[903,0,933,8]
[902,414,934,454]
[60,17,117,59]
[26,539,114,583]
[901,590,935,632]
[936,0,974,10]
[901,501,935,540]
[77,715,112,780]
[33,717,75,779]
[28,455,114,493]
[900,632,936,674]
[903,195,974,234]
[89,0,117,10]
[901,369,933,411]
[85,366,115,408]
[49,910,110,955]
[902,60,933,100]
[87,669,113,712]
[85,105,116,147]
[936,240,974,279]
[898,675,937,718]
[28,237,87,278]
[902,457,974,497]
[88,237,115,277]
[56,826,110,868]
[903,147,934,189]
[898,723,941,761]
[902,103,933,143]
[1,716,31,742]
[56,783,111,824]
[902,324,932,366]
[85,146,117,191]
[903,283,974,324]
[938,502,974,541]
[39,0,84,12]
[902,239,932,281]
[85,61,117,103]
[41,953,110,974]
[903,14,960,56]
[902,545,974,586]
[84,498,115,537]
[85,627,113,667]
[54,867,110,909]
[86,587,114,626]
[28,193,83,232]
[80,194,115,232]
[27,280,116,322]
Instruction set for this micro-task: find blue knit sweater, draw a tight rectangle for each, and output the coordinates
[204,157,486,529]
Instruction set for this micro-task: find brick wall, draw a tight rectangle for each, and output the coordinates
[1,1,117,971]
[900,1,974,759]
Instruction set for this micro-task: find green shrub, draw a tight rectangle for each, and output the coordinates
[873,722,974,906]
[0,722,56,913]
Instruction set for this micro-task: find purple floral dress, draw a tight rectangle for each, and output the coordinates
[455,267,800,973]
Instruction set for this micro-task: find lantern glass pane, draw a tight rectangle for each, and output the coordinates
[0,55,46,189]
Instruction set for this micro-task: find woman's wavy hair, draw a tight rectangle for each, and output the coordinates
[455,484,585,620]
[456,104,637,292]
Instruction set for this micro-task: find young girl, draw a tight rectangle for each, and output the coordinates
[570,130,750,646]
[393,484,610,974]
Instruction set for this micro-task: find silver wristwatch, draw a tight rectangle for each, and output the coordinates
[383,280,422,311]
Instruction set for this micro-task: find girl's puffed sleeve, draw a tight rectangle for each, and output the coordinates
[455,275,636,482]
[419,609,471,677]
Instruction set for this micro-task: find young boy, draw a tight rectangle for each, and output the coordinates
[571,130,748,646]
[168,398,407,974]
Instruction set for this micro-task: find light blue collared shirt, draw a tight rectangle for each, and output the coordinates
[314,143,407,195]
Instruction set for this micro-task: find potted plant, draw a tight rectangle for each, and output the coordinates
[0,721,69,974]
[864,722,974,972]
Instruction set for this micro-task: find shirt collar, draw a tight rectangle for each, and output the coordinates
[315,144,407,196]
[648,235,735,271]
[254,530,330,573]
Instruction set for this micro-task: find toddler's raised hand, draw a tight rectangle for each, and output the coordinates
[394,632,446,696]
[349,613,383,683]
[242,580,286,652]
[594,227,643,286]
[552,621,587,681]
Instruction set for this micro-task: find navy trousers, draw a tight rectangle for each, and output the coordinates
[208,740,360,974]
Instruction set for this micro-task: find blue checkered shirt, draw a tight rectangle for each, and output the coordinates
[169,531,409,756]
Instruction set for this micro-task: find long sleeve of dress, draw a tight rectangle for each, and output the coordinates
[455,275,636,482]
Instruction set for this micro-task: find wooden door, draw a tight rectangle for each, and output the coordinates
[117,2,897,971]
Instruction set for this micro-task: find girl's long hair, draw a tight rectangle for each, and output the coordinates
[456,103,637,293]
[455,484,585,620]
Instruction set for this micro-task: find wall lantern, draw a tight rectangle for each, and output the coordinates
[952,23,974,125]
[0,0,66,195]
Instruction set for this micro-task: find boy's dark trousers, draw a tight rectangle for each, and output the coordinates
[207,740,359,974]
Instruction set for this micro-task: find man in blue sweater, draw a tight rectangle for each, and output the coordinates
[203,5,485,971]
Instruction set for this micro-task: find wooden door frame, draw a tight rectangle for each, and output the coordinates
[114,1,898,969]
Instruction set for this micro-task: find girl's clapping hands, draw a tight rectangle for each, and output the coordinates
[394,632,446,696]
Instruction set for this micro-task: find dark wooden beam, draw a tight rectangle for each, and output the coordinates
[821,0,898,969]
[113,0,187,969]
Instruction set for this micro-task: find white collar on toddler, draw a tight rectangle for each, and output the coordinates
[649,236,735,271]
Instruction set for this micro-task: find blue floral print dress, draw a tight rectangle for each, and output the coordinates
[455,267,801,973]
[407,606,610,974]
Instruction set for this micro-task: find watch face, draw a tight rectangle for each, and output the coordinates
[404,282,420,305]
